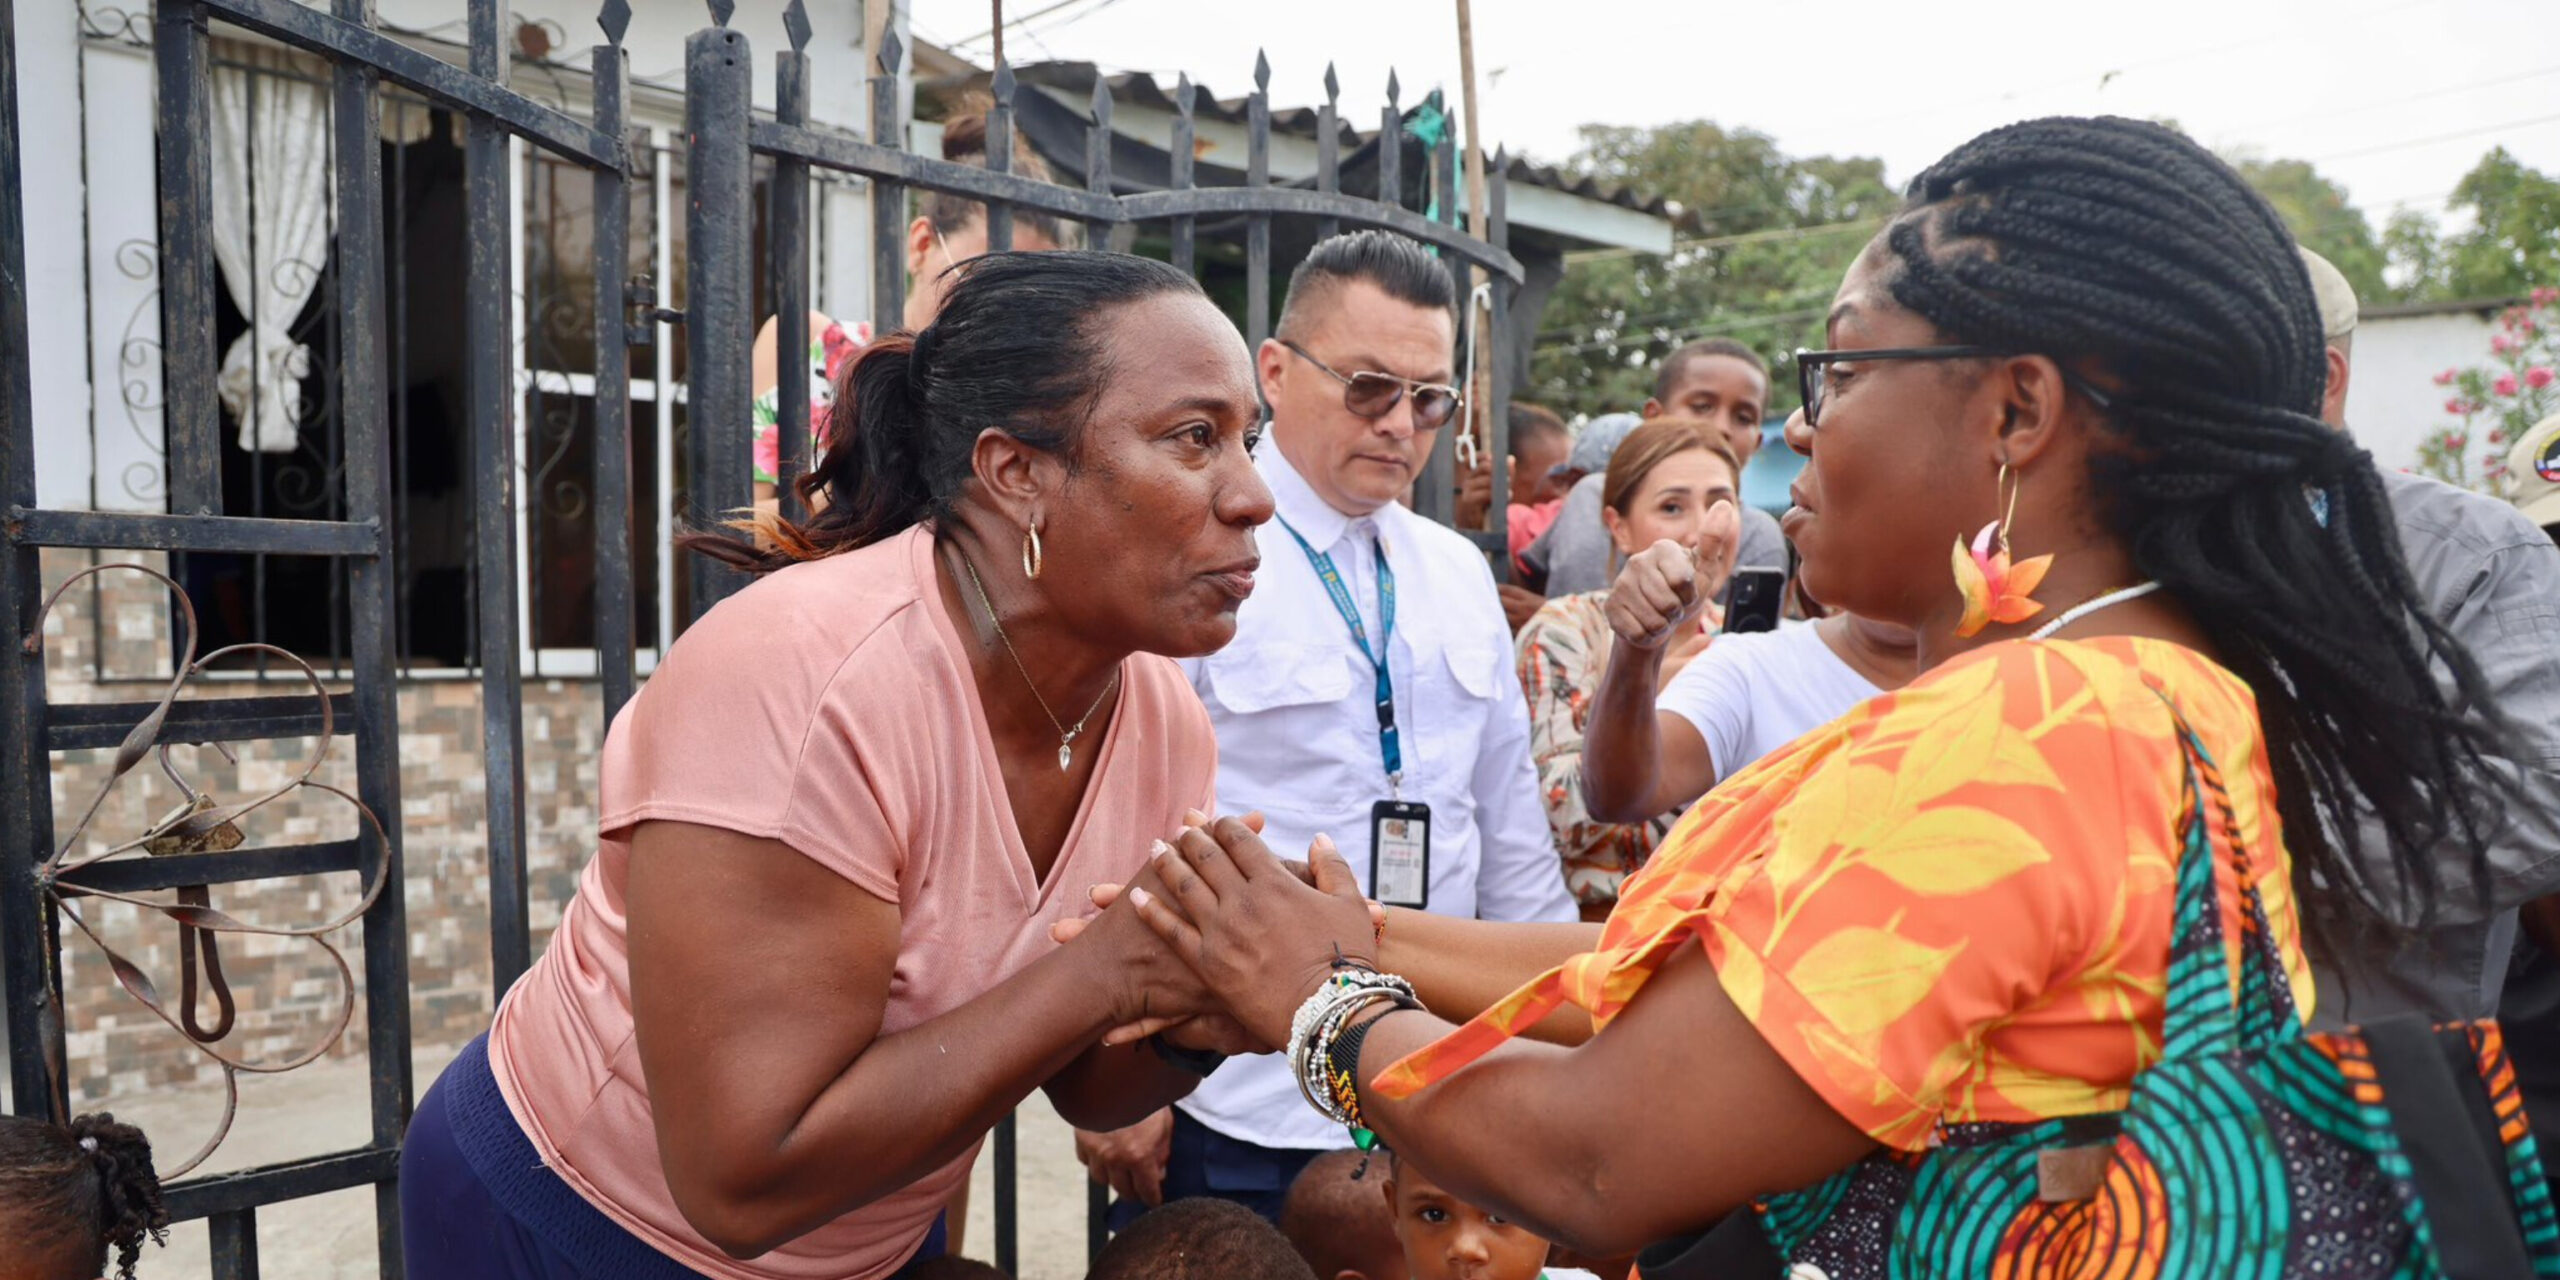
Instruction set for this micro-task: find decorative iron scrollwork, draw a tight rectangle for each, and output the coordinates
[28,563,391,1178]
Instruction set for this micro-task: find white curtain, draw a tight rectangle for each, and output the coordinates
[210,44,332,454]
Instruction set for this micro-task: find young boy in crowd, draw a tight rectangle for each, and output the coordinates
[1379,1149,1602,1280]
[1088,1197,1318,1280]
[1281,1149,1408,1280]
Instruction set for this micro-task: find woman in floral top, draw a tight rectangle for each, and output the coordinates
[751,311,871,501]
[1105,116,2529,1274]
[1514,419,1741,918]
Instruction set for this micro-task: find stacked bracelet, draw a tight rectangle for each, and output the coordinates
[1323,1011,1398,1146]
[1287,970,1419,1133]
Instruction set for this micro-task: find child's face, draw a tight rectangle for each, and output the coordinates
[1382,1160,1551,1280]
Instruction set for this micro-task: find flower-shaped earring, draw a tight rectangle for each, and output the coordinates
[1952,463,2053,637]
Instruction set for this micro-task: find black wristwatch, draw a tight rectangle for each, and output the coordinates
[1148,1034,1227,1078]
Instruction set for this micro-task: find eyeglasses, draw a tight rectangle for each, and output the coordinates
[1793,345,2115,428]
[1280,340,1463,431]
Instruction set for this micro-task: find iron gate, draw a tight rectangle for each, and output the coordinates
[0,0,1526,1274]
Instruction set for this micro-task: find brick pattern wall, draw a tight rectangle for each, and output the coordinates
[32,549,603,1102]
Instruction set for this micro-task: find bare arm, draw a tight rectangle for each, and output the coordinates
[1377,908,1600,1044]
[626,821,1200,1258]
[1347,944,1874,1257]
[1127,817,1871,1258]
[1583,534,1736,823]
[1042,1037,1203,1133]
[1581,643,1720,823]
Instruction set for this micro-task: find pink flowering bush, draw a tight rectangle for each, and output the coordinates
[2417,288,2560,490]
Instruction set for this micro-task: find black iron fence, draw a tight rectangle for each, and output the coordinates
[0,0,1525,1274]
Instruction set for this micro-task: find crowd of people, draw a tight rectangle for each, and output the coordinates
[9,108,2560,1280]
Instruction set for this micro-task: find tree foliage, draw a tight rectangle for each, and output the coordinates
[1528,122,1894,420]
[2388,148,2560,302]
[1529,124,2557,422]
[2227,156,2393,303]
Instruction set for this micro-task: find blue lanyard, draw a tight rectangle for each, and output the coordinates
[1274,516,1401,785]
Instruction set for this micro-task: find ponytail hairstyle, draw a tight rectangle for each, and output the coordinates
[691,250,1208,574]
[0,1112,169,1280]
[1882,116,2514,955]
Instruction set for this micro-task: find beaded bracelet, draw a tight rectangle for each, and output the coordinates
[1306,990,1397,1106]
[1287,970,1416,1065]
[1324,1010,1398,1144]
[1305,992,1409,1127]
[1287,971,1418,1123]
[1294,987,1403,1117]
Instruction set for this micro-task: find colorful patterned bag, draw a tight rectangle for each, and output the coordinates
[1641,717,2560,1280]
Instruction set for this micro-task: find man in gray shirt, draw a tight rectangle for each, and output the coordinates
[1528,339,1789,595]
[2300,249,2560,1026]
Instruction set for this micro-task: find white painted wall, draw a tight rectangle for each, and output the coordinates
[15,2,886,513]
[373,0,871,128]
[81,38,165,514]
[2343,308,2503,475]
[13,0,96,509]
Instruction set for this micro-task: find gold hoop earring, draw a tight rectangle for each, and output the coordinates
[1021,522,1045,581]
[1995,461,2021,559]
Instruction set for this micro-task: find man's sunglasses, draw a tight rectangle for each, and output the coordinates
[1281,340,1463,431]
[1793,345,2116,428]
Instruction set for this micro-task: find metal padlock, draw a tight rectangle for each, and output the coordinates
[145,794,245,857]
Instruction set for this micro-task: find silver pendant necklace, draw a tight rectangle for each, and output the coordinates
[957,550,1119,770]
[2028,581,2165,641]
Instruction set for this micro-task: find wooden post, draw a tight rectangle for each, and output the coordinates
[1455,0,1495,524]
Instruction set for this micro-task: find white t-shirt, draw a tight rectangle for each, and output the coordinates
[1656,622,1884,782]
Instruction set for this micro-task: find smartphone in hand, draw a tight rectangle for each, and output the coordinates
[1721,566,1788,635]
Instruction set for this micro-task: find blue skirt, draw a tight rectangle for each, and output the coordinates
[401,1035,946,1279]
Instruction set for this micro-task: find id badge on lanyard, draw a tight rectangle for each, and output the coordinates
[1277,517,1430,909]
[1370,799,1431,910]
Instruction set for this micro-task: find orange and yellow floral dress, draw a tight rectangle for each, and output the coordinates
[1378,635,2314,1148]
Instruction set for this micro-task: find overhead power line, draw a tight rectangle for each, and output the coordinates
[953,0,1099,47]
[1791,0,2438,136]
[2228,62,2560,136]
[2311,111,2560,164]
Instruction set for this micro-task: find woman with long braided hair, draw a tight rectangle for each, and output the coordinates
[1091,116,2538,1275]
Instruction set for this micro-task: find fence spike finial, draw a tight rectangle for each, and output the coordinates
[1386,68,1401,109]
[1254,49,1270,92]
[1324,61,1339,104]
[992,56,1016,102]
[1090,71,1113,127]
[706,0,734,27]
[1175,71,1194,116]
[597,0,631,46]
[782,0,811,50]
[878,26,904,76]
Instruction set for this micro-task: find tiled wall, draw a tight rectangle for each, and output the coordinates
[33,549,602,1102]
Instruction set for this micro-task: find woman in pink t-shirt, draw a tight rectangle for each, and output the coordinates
[400,250,1274,1280]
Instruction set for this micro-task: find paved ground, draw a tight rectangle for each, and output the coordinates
[112,1050,1099,1280]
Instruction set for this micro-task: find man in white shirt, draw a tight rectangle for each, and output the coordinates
[1076,230,1579,1225]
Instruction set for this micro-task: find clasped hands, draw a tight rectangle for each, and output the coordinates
[1054,810,1386,1057]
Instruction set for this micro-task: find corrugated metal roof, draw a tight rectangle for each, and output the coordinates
[998,62,1681,222]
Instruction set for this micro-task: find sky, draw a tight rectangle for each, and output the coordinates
[906,0,2560,242]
